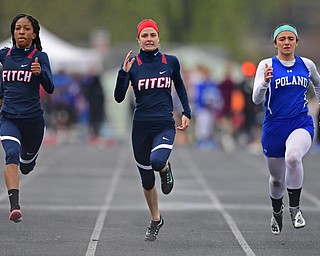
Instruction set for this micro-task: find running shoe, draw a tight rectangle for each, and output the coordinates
[159,162,174,195]
[144,215,164,241]
[9,205,22,223]
[289,207,305,229]
[270,204,284,235]
[20,161,36,175]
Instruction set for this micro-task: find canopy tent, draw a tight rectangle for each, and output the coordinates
[0,27,102,74]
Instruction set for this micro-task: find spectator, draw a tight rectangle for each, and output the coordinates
[83,70,105,138]
[193,66,223,150]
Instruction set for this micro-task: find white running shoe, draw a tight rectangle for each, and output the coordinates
[289,207,306,229]
[270,204,284,235]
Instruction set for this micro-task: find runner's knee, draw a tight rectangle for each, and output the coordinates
[139,167,155,190]
[150,158,166,172]
[5,149,19,165]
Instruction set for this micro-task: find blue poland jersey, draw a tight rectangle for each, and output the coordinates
[115,49,191,121]
[264,56,309,120]
[0,46,54,118]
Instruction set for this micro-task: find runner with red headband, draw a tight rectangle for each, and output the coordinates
[115,18,191,241]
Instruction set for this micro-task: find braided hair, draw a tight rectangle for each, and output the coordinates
[10,13,42,51]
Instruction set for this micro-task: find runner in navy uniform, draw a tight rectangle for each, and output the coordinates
[0,14,55,223]
[253,24,320,235]
[115,19,191,241]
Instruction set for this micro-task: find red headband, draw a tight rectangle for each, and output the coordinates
[137,19,159,37]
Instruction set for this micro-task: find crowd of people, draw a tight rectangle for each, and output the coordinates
[34,45,320,158]
[0,22,275,155]
[172,60,265,154]
[40,52,313,157]
[40,68,106,144]
[3,16,319,158]
[37,55,265,154]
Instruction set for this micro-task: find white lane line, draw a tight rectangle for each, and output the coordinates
[177,150,256,256]
[1,202,320,212]
[232,153,320,207]
[302,190,320,207]
[85,144,128,256]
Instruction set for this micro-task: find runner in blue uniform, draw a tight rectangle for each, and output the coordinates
[115,19,191,241]
[0,14,55,223]
[253,24,320,235]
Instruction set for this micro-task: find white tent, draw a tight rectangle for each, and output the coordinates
[0,27,102,74]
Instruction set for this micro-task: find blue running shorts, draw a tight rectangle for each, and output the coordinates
[261,113,314,157]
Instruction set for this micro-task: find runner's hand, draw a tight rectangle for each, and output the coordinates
[176,115,190,131]
[122,51,135,72]
[31,57,41,76]
[264,63,273,83]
